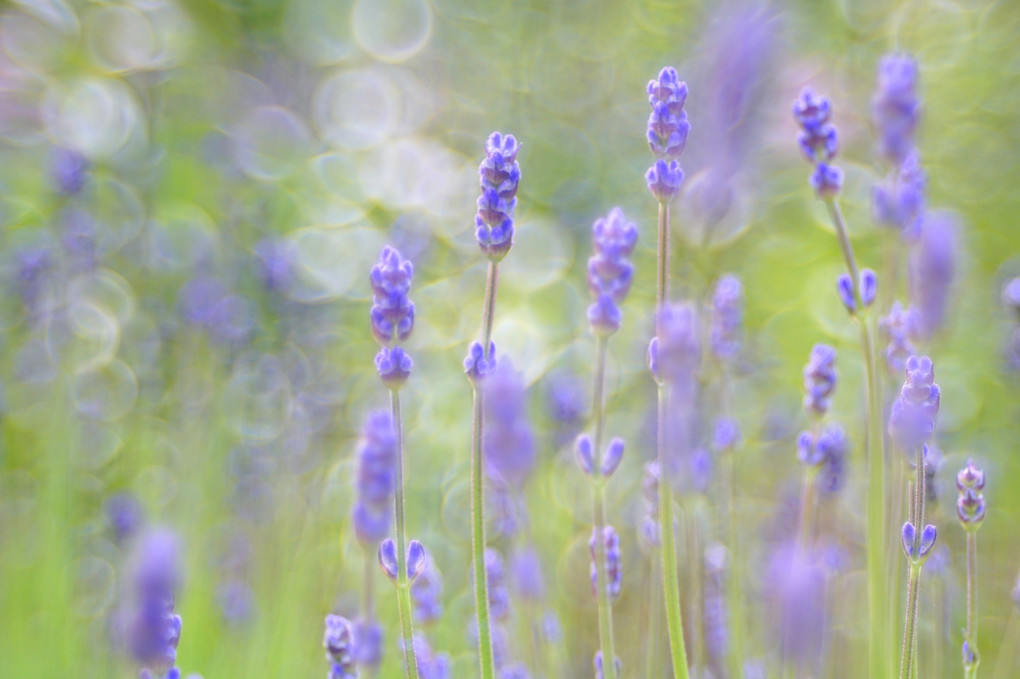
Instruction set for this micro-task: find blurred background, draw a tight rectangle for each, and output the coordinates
[0,0,1018,677]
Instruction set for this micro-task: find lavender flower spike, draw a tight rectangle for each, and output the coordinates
[802,344,837,416]
[324,614,358,679]
[125,530,183,679]
[880,301,920,376]
[957,459,985,679]
[589,526,622,601]
[483,359,535,488]
[352,411,397,545]
[370,246,416,388]
[648,303,701,385]
[587,207,638,336]
[888,355,941,450]
[910,211,957,338]
[646,67,689,202]
[476,132,521,261]
[792,87,843,197]
[871,54,921,166]
[710,275,743,361]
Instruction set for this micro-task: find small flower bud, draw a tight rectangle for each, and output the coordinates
[464,340,497,384]
[600,438,625,477]
[956,459,985,491]
[378,539,399,582]
[575,435,594,475]
[860,269,878,307]
[406,540,427,582]
[836,273,856,313]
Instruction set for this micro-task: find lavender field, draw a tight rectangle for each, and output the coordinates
[1,1,1018,678]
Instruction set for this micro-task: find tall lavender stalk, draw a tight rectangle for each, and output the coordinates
[793,87,887,678]
[324,614,359,679]
[796,344,840,547]
[370,246,421,678]
[645,65,692,679]
[465,131,520,679]
[957,460,986,679]
[125,530,184,679]
[889,355,941,679]
[574,207,637,679]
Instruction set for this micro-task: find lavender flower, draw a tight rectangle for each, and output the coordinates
[956,459,986,529]
[792,88,842,197]
[253,238,297,292]
[871,54,921,165]
[49,146,89,195]
[712,417,742,453]
[704,544,730,666]
[646,67,689,202]
[640,462,661,547]
[1003,277,1020,319]
[888,355,941,450]
[351,411,396,545]
[354,620,382,670]
[411,562,444,625]
[324,614,358,679]
[872,150,926,238]
[125,530,183,679]
[648,303,700,385]
[910,211,957,338]
[14,246,52,312]
[797,424,847,495]
[594,652,622,679]
[880,301,919,377]
[546,371,585,446]
[483,359,535,487]
[767,543,827,669]
[802,344,837,416]
[589,526,622,601]
[510,546,545,603]
[413,635,451,679]
[476,132,520,261]
[587,207,638,336]
[464,340,496,384]
[370,246,416,387]
[711,274,743,361]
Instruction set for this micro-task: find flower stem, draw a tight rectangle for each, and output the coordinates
[656,199,691,679]
[964,531,979,679]
[899,445,927,679]
[798,466,819,549]
[825,197,888,678]
[470,260,500,679]
[390,390,420,679]
[590,335,619,679]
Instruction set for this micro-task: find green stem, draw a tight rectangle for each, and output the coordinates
[686,505,703,674]
[899,446,927,679]
[825,197,888,678]
[725,447,745,679]
[965,531,979,679]
[646,558,663,679]
[391,391,420,679]
[470,260,500,679]
[798,466,818,549]
[361,549,378,678]
[656,199,691,679]
[589,336,619,679]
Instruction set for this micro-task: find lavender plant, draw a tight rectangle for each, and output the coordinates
[465,131,520,679]
[646,65,692,679]
[125,530,184,679]
[793,85,888,678]
[889,355,941,679]
[573,206,637,679]
[957,460,986,679]
[324,614,359,679]
[369,246,423,678]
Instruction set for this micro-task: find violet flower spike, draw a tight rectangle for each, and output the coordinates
[125,530,184,679]
[793,87,843,198]
[646,67,689,202]
[587,207,638,337]
[352,411,397,545]
[872,53,921,166]
[324,614,358,679]
[956,459,985,678]
[476,132,520,261]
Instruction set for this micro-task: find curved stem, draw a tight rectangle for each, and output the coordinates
[470,260,500,679]
[390,391,420,679]
[655,199,691,679]
[825,197,888,678]
[590,336,618,679]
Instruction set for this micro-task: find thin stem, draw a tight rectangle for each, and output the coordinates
[646,558,663,679]
[470,260,500,679]
[899,446,927,679]
[656,198,690,679]
[798,466,818,549]
[899,564,921,679]
[390,391,420,679]
[825,197,888,678]
[686,505,703,674]
[965,531,979,679]
[590,335,618,679]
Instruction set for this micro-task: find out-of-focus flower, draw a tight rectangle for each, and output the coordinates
[711,274,743,361]
[253,238,297,292]
[411,561,443,624]
[792,88,842,198]
[880,302,920,377]
[125,530,183,678]
[767,542,827,669]
[354,620,382,670]
[871,54,921,166]
[802,344,837,416]
[889,355,940,450]
[105,492,145,544]
[484,359,535,488]
[872,151,926,239]
[323,614,357,679]
[587,207,637,337]
[589,525,622,601]
[351,411,396,545]
[485,548,510,622]
[648,303,700,385]
[50,146,89,195]
[910,211,957,338]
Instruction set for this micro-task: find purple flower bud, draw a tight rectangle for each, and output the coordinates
[601,438,625,477]
[477,132,520,261]
[712,417,742,452]
[575,434,594,475]
[836,273,855,313]
[872,53,920,165]
[646,158,684,203]
[50,146,89,195]
[910,211,957,338]
[710,275,743,361]
[649,303,701,384]
[407,540,427,582]
[956,459,985,491]
[378,539,399,581]
[587,207,638,336]
[809,163,843,198]
[880,301,920,376]
[589,525,622,601]
[816,424,848,495]
[901,521,937,563]
[962,640,978,671]
[956,488,986,530]
[872,151,926,237]
[352,411,396,545]
[647,67,689,161]
[375,346,412,389]
[793,88,843,198]
[792,87,832,130]
[861,269,877,307]
[323,614,357,679]
[889,355,940,449]
[483,359,535,487]
[594,651,622,679]
[803,344,837,416]
[370,246,415,346]
[464,340,496,384]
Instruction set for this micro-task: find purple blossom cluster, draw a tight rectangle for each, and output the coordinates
[589,526,622,601]
[792,88,842,197]
[476,132,521,261]
[888,355,941,450]
[351,411,397,545]
[324,614,358,679]
[370,246,415,388]
[586,207,638,337]
[802,344,837,416]
[484,360,536,488]
[646,67,689,202]
[710,275,743,361]
[956,460,986,529]
[125,530,183,679]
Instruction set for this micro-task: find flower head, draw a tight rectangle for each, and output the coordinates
[888,355,940,449]
[711,274,743,360]
[956,459,986,531]
[589,525,622,601]
[646,67,689,201]
[880,301,920,377]
[476,132,520,260]
[793,88,842,198]
[125,530,183,677]
[587,207,638,336]
[910,211,957,338]
[872,150,926,238]
[648,303,701,384]
[351,411,396,545]
[484,359,535,487]
[369,246,415,346]
[872,53,921,165]
[803,344,837,416]
[324,614,358,679]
